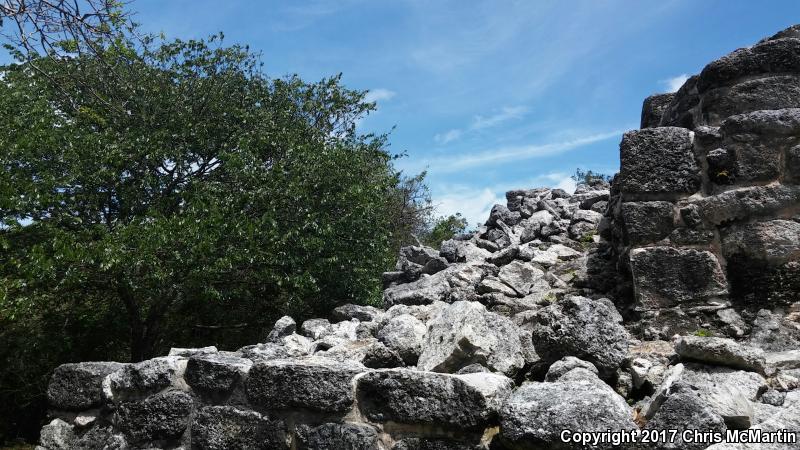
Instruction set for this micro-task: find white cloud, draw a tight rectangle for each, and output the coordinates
[420,129,625,173]
[663,74,689,93]
[363,88,396,104]
[434,186,504,228]
[472,106,528,130]
[434,129,463,144]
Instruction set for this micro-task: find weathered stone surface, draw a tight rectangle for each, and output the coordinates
[439,240,491,264]
[295,423,379,450]
[680,363,767,429]
[544,356,599,382]
[641,93,676,128]
[300,318,332,340]
[267,316,297,342]
[497,260,546,297]
[104,357,185,401]
[38,419,126,450]
[246,357,365,413]
[191,406,288,449]
[185,353,252,393]
[115,390,193,444]
[617,127,700,195]
[749,309,800,352]
[168,346,217,357]
[698,38,800,92]
[630,247,728,309]
[689,185,800,226]
[621,201,674,245]
[383,270,451,306]
[675,335,767,374]
[499,375,636,450]
[47,362,127,411]
[357,369,513,429]
[721,220,800,264]
[527,296,629,377]
[487,204,522,227]
[377,313,426,365]
[702,76,800,125]
[418,301,531,377]
[318,338,404,368]
[643,383,727,450]
[331,304,384,323]
[519,210,554,243]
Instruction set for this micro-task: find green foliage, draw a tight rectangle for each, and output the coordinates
[422,213,468,248]
[0,19,428,443]
[694,328,712,337]
[571,168,612,185]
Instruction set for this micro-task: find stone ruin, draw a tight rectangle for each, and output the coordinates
[37,26,800,450]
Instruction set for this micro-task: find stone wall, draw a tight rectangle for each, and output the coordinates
[608,25,800,339]
[36,25,800,450]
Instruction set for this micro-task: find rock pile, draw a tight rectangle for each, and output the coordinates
[37,26,800,450]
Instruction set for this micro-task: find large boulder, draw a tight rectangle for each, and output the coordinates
[418,301,533,377]
[114,390,193,444]
[356,369,513,429]
[47,362,128,411]
[526,296,629,378]
[295,423,380,450]
[377,313,427,365]
[499,371,637,449]
[617,127,700,195]
[331,304,384,322]
[103,356,185,402]
[643,383,727,450]
[383,270,451,306]
[185,353,253,394]
[246,357,366,413]
[620,201,674,245]
[674,335,767,374]
[629,247,728,309]
[191,406,288,449]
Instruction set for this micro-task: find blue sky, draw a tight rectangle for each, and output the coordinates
[9,1,800,225]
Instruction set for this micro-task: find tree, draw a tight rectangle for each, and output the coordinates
[422,214,468,248]
[571,167,612,186]
[0,2,431,442]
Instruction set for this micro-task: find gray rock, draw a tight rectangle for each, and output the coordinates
[357,369,513,429]
[300,318,332,340]
[487,204,522,227]
[761,389,786,407]
[383,270,451,306]
[544,357,599,382]
[267,316,296,342]
[572,209,603,225]
[702,76,800,126]
[418,301,531,376]
[721,219,800,265]
[497,260,546,297]
[519,210,555,243]
[617,127,700,195]
[620,201,674,245]
[477,276,519,297]
[331,304,384,323]
[748,309,800,352]
[528,296,629,378]
[239,342,293,361]
[115,390,193,444]
[47,362,127,411]
[38,419,126,450]
[168,346,218,357]
[185,353,252,394]
[246,357,366,413]
[439,239,492,264]
[377,313,427,365]
[629,246,728,309]
[295,423,379,450]
[674,335,767,374]
[643,383,727,450]
[104,357,185,401]
[191,406,288,449]
[318,338,404,368]
[688,184,800,227]
[641,92,676,128]
[698,38,800,91]
[392,438,483,450]
[680,363,767,429]
[499,375,636,450]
